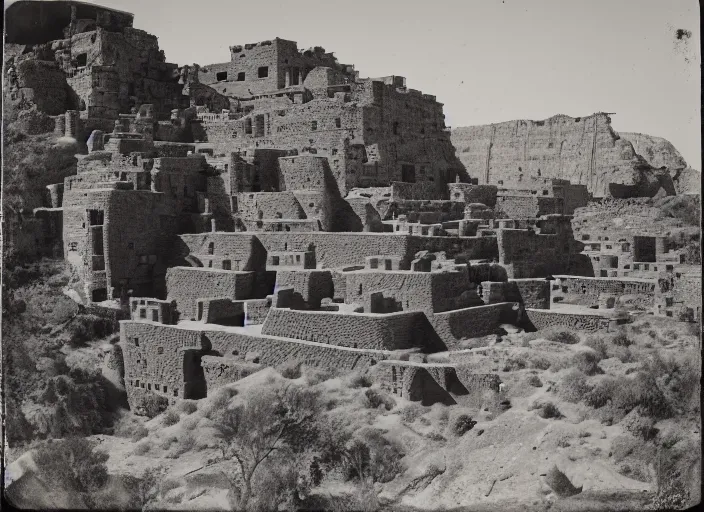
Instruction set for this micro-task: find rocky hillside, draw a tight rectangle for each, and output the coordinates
[619,132,700,195]
[451,114,676,198]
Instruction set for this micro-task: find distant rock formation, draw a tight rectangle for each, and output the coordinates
[451,113,676,198]
[619,132,700,195]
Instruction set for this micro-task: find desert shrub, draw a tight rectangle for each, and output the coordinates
[620,406,657,440]
[177,400,198,415]
[545,329,580,345]
[544,465,582,497]
[611,372,671,419]
[400,403,425,424]
[278,359,302,379]
[612,331,634,347]
[348,372,373,389]
[363,388,395,411]
[166,432,196,458]
[181,415,200,431]
[582,376,619,408]
[162,409,180,426]
[557,369,592,403]
[573,351,603,376]
[611,434,655,463]
[131,425,149,442]
[502,354,527,371]
[304,366,336,385]
[32,437,109,508]
[137,393,169,419]
[343,430,405,484]
[526,374,543,387]
[663,329,679,340]
[556,435,572,448]
[160,435,178,450]
[132,440,152,455]
[452,414,477,436]
[583,336,609,359]
[65,314,114,347]
[533,401,562,419]
[527,354,552,370]
[578,429,591,438]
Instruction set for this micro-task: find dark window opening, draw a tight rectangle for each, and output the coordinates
[157,347,164,354]
[245,118,252,134]
[237,72,245,81]
[272,256,280,265]
[76,53,87,67]
[311,121,317,131]
[208,242,214,255]
[258,66,269,78]
[88,209,104,226]
[633,236,657,262]
[335,118,341,128]
[216,71,228,81]
[222,260,231,270]
[152,310,159,322]
[140,309,147,318]
[92,288,107,302]
[401,164,416,183]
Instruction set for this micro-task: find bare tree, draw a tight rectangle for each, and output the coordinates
[213,384,319,511]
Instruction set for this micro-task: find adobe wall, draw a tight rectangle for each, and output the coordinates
[166,267,255,320]
[550,275,655,310]
[274,270,334,308]
[497,229,573,278]
[201,356,261,392]
[260,308,435,351]
[175,233,267,271]
[236,192,306,222]
[481,279,550,309]
[243,298,272,325]
[448,183,497,207]
[344,269,469,314]
[391,181,448,201]
[13,59,68,115]
[430,303,519,349]
[524,308,612,333]
[121,320,391,407]
[199,298,245,324]
[451,113,667,197]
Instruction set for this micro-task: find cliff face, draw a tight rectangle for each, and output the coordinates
[451,113,675,198]
[619,132,700,195]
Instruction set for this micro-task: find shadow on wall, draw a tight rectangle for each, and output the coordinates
[408,369,457,406]
[414,314,448,353]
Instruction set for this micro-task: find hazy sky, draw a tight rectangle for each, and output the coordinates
[9,0,701,168]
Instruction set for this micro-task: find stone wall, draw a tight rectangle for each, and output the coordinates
[430,303,519,349]
[497,228,573,278]
[166,267,255,320]
[524,308,612,333]
[201,356,261,392]
[481,279,550,309]
[550,275,655,311]
[274,270,334,308]
[260,307,439,351]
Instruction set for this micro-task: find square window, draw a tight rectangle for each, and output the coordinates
[258,66,269,78]
[155,384,160,391]
[157,347,164,355]
[216,71,228,81]
[335,118,341,128]
[311,121,317,131]
[139,309,147,318]
[134,337,139,346]
[174,389,178,397]
[272,256,280,265]
[236,72,245,81]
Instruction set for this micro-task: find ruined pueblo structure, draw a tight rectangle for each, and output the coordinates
[5,0,700,412]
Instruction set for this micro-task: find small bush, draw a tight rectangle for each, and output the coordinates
[452,414,477,436]
[544,465,582,497]
[400,403,425,424]
[131,425,149,442]
[138,393,168,419]
[502,354,527,371]
[177,400,198,415]
[278,360,302,379]
[162,409,180,426]
[133,440,152,456]
[583,377,619,408]
[526,374,543,387]
[363,388,395,411]
[612,332,634,347]
[534,401,562,419]
[557,369,592,403]
[583,336,609,359]
[349,373,373,389]
[545,329,580,345]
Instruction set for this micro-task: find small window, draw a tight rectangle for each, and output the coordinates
[258,66,269,78]
[358,283,363,294]
[311,121,317,131]
[296,255,301,263]
[157,347,164,354]
[222,260,231,270]
[75,53,87,67]
[272,256,280,265]
[335,118,341,128]
[152,310,159,322]
[155,384,160,391]
[135,380,140,387]
[208,242,215,255]
[216,71,228,81]
[134,338,139,346]
[236,72,245,81]
[139,309,147,318]
[174,389,178,397]
[147,383,151,390]
[163,386,167,393]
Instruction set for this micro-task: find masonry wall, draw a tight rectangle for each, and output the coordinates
[481,279,550,309]
[524,308,612,333]
[274,270,334,308]
[430,303,518,349]
[260,308,436,350]
[550,276,655,310]
[497,229,572,278]
[166,267,255,320]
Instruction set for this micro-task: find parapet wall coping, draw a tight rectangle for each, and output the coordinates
[552,274,655,284]
[168,266,255,275]
[525,307,610,317]
[122,320,394,354]
[432,302,518,317]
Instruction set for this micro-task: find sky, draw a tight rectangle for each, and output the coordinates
[8,0,701,168]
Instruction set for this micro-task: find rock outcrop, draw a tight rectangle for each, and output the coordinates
[619,132,700,195]
[451,113,676,198]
